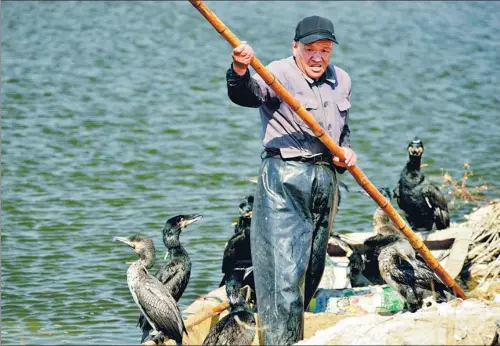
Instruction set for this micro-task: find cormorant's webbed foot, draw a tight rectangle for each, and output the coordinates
[151,331,165,344]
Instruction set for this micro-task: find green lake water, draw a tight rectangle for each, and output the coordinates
[2,1,499,344]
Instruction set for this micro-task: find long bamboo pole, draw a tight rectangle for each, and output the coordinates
[188,0,467,300]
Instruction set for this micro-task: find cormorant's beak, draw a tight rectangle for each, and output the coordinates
[401,254,418,270]
[240,286,252,302]
[164,250,169,260]
[182,214,203,228]
[329,236,353,257]
[339,242,352,257]
[408,146,424,156]
[113,236,134,248]
[238,207,253,218]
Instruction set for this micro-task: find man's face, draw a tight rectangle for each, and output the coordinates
[293,40,333,79]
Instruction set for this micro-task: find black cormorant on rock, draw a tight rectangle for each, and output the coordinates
[377,235,453,312]
[393,137,450,231]
[203,269,256,346]
[114,235,187,345]
[139,214,202,342]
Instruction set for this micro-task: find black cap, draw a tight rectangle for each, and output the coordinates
[294,16,338,44]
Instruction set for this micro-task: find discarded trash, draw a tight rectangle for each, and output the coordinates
[309,285,406,314]
[318,255,351,290]
[299,299,500,345]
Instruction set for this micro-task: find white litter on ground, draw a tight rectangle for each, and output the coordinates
[296,299,500,345]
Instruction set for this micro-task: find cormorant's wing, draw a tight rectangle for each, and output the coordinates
[135,278,186,342]
[414,255,453,298]
[222,232,248,273]
[155,259,183,286]
[422,183,450,229]
[155,258,190,301]
[393,183,401,207]
[203,311,255,346]
[202,313,234,345]
[391,258,416,286]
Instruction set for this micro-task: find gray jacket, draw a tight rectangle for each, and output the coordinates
[226,56,352,158]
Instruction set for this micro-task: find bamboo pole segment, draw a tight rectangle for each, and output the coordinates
[141,300,230,345]
[188,0,467,300]
[184,300,230,329]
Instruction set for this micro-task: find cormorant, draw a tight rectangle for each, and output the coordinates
[203,269,256,346]
[232,195,253,235]
[139,214,202,342]
[340,187,402,285]
[219,196,254,294]
[377,235,453,312]
[114,235,187,345]
[156,214,202,300]
[393,137,450,231]
[329,234,373,287]
[327,232,401,288]
[363,233,409,285]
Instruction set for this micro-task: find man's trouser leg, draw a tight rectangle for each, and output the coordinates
[304,180,339,309]
[250,157,337,345]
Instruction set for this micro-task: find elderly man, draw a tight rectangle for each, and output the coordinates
[225,15,357,345]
